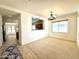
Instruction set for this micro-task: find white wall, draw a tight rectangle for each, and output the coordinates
[49,12,77,41]
[20,13,48,45]
[77,11,79,48]
[0,15,3,46]
[77,17,79,48]
[0,4,48,45]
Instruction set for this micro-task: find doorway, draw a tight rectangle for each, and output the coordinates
[4,23,18,45]
[2,14,20,46]
[0,7,21,47]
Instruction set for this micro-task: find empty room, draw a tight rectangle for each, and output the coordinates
[0,0,79,59]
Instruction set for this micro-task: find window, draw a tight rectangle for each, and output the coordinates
[7,26,11,34]
[52,20,68,32]
[12,25,16,33]
[6,25,16,34]
[52,22,59,32]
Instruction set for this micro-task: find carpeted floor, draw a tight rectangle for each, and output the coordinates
[0,37,79,59]
[18,37,79,59]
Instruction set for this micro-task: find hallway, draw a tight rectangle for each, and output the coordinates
[4,34,19,46]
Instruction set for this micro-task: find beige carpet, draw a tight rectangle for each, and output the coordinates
[18,37,79,59]
[0,37,79,59]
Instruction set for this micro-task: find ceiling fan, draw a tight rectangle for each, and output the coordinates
[48,11,56,20]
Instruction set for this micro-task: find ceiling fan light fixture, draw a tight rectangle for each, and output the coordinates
[48,11,56,20]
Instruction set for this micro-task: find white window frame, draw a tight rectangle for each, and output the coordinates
[51,20,68,33]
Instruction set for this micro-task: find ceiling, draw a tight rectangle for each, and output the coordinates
[0,7,18,16]
[0,0,79,18]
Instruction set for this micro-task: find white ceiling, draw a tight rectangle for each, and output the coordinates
[0,0,79,18]
[0,7,18,16]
